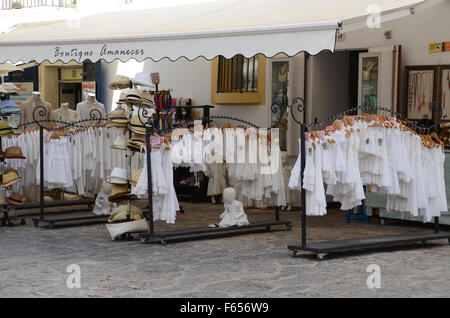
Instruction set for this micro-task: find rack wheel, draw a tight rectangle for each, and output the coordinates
[21,219,26,225]
[33,221,39,227]
[140,237,149,243]
[160,239,167,246]
[48,223,54,229]
[286,224,293,231]
[289,250,298,257]
[316,253,327,261]
[88,204,93,209]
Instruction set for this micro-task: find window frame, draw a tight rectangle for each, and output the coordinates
[211,54,266,105]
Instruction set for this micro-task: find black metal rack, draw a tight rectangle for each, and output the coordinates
[138,106,292,245]
[14,107,110,228]
[285,103,450,260]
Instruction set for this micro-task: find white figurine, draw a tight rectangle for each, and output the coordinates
[218,188,250,228]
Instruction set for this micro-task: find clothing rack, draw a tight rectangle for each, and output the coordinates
[138,101,292,245]
[284,102,450,260]
[16,107,109,229]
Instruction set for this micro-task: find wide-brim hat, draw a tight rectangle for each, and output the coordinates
[108,204,144,223]
[0,195,7,206]
[106,121,128,128]
[107,167,128,185]
[125,89,142,104]
[130,169,142,193]
[4,146,26,159]
[140,91,156,108]
[7,193,24,207]
[109,108,129,125]
[109,75,131,90]
[0,122,13,137]
[1,171,22,187]
[126,140,146,153]
[108,184,133,203]
[106,219,149,240]
[131,72,156,89]
[111,136,128,151]
[128,115,147,135]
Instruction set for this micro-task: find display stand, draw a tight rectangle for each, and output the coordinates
[17,107,109,229]
[0,136,26,227]
[138,101,292,245]
[286,103,450,260]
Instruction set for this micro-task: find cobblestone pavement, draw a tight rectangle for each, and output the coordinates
[1,203,449,298]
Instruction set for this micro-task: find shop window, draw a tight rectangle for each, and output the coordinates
[211,54,266,105]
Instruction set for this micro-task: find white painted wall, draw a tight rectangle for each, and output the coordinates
[337,0,450,66]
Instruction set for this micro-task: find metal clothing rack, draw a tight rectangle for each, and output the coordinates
[15,107,109,229]
[138,100,292,245]
[285,103,450,260]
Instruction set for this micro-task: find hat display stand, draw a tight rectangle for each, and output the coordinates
[111,101,141,241]
[0,117,26,227]
[0,94,25,226]
[15,107,110,229]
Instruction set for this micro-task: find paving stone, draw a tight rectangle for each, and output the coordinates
[1,203,449,297]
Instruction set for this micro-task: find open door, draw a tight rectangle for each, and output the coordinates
[358,45,401,112]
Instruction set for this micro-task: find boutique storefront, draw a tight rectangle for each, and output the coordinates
[0,0,449,259]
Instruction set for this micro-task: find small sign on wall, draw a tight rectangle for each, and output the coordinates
[429,41,450,53]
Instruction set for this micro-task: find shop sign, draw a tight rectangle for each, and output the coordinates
[444,42,450,52]
[82,81,96,100]
[429,42,450,53]
[429,42,442,53]
[151,72,160,85]
[9,82,33,106]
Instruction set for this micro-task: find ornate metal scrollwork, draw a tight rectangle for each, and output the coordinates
[208,115,260,129]
[32,105,49,128]
[137,105,154,127]
[89,108,103,123]
[290,97,305,125]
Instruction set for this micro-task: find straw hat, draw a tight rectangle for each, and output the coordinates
[108,184,133,203]
[0,122,13,137]
[140,91,156,109]
[127,133,146,152]
[126,140,146,153]
[109,75,131,90]
[109,108,129,123]
[107,167,128,185]
[111,136,128,151]
[130,169,142,193]
[125,89,142,104]
[2,169,22,187]
[108,204,144,223]
[4,146,26,160]
[7,193,24,207]
[0,195,7,206]
[63,193,83,201]
[128,115,147,135]
[106,219,149,240]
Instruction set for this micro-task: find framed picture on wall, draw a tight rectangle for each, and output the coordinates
[438,65,450,121]
[404,65,438,120]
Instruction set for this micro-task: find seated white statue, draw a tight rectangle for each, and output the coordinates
[219,187,250,228]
